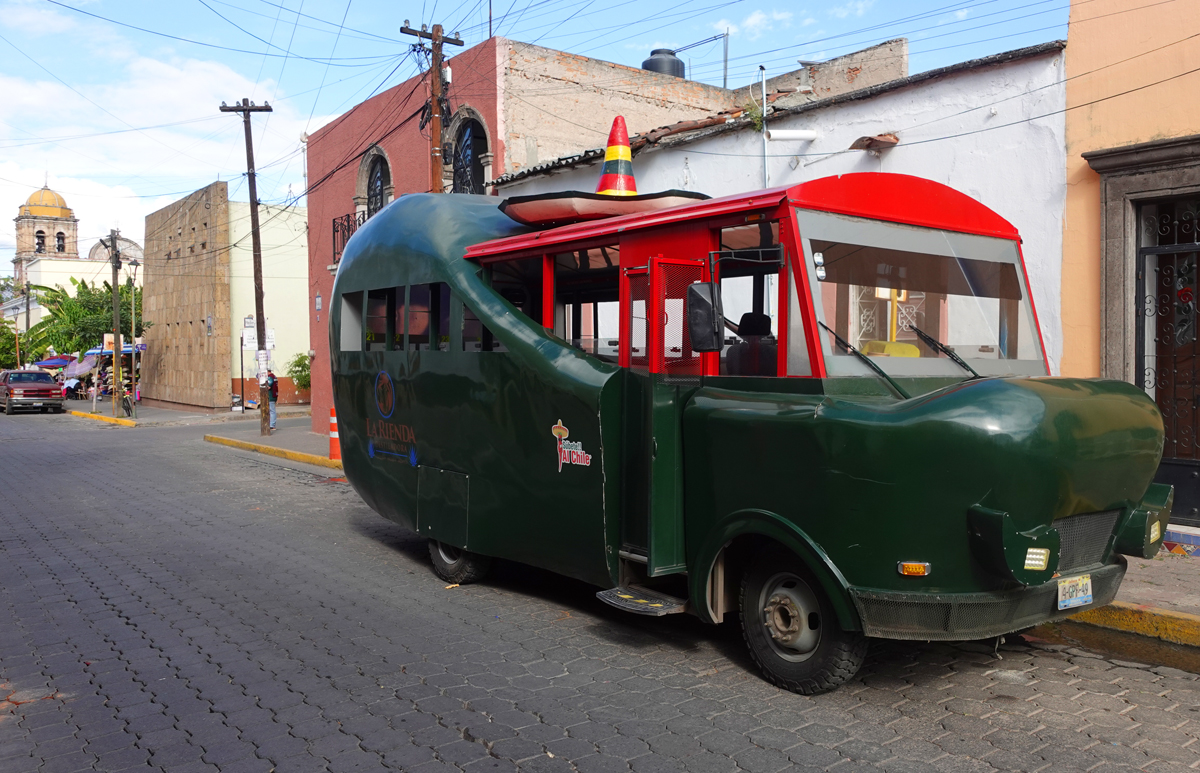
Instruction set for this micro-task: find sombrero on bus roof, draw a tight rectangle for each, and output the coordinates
[499,116,709,228]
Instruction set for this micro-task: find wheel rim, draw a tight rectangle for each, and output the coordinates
[758,572,821,662]
[437,542,463,566]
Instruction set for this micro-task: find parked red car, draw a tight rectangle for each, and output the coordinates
[0,370,65,415]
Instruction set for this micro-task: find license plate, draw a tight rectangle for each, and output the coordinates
[32,402,43,406]
[1057,574,1093,610]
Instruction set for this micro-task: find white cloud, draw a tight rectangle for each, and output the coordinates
[828,1,874,19]
[714,9,795,39]
[955,9,970,19]
[0,49,313,274]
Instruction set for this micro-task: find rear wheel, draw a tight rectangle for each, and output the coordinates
[740,545,868,695]
[428,540,492,584]
[4,399,12,416]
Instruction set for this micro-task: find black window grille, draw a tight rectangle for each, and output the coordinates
[452,120,487,194]
[367,156,390,217]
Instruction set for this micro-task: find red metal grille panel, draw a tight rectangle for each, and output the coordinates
[658,262,704,382]
[628,272,650,374]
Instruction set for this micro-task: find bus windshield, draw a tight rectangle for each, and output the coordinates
[795,209,1047,379]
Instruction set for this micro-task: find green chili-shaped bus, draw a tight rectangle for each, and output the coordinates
[330,173,1171,694]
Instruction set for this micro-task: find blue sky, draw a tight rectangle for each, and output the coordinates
[0,0,1070,273]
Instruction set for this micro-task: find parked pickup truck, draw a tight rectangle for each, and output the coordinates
[1,370,65,415]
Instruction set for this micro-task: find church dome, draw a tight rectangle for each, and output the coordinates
[20,186,73,218]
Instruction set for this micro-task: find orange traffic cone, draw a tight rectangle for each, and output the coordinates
[595,116,637,196]
[329,407,341,461]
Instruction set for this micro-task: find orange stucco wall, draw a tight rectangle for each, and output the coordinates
[1062,0,1200,377]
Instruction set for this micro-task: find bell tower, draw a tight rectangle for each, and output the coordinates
[13,186,79,285]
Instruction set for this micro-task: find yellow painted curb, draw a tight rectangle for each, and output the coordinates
[1070,600,1200,648]
[203,434,343,470]
[69,410,137,427]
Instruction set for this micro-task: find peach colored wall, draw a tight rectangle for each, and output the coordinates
[1062,0,1200,377]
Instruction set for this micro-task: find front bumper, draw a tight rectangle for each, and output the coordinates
[849,558,1125,640]
[8,396,64,410]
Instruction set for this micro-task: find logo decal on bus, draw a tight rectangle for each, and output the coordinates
[375,371,395,418]
[552,420,592,472]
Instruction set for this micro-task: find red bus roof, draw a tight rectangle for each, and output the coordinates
[466,173,1019,260]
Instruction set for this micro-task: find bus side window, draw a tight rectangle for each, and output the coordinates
[365,288,393,352]
[462,302,504,352]
[341,291,364,352]
[490,258,544,325]
[554,244,620,362]
[393,286,406,351]
[409,283,451,352]
[716,221,781,376]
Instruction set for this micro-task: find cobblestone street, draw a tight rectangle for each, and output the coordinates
[4,415,1200,773]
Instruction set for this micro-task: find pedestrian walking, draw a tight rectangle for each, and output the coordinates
[266,369,278,430]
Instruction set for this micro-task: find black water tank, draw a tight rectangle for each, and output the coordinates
[642,49,685,79]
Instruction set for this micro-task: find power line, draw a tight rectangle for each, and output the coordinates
[46,0,394,66]
[306,0,356,131]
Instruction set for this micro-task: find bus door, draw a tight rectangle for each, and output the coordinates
[621,255,708,577]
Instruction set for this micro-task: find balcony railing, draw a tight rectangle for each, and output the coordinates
[332,211,367,263]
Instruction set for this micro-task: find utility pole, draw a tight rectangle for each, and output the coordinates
[128,259,140,419]
[11,308,19,369]
[401,22,464,193]
[107,229,122,418]
[220,97,273,436]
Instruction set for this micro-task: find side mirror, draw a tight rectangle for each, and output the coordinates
[687,282,722,353]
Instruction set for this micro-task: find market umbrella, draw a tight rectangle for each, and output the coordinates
[33,356,74,369]
[64,355,97,378]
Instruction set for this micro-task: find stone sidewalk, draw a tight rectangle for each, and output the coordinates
[1120,552,1200,616]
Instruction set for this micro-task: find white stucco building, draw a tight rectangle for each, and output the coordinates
[494,42,1069,374]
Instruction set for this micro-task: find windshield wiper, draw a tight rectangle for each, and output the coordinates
[818,321,911,400]
[906,324,981,379]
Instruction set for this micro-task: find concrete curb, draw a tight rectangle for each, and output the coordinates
[1070,600,1200,648]
[203,434,343,470]
[69,410,137,427]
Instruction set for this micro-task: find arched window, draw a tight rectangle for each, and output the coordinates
[56,232,65,252]
[367,156,390,217]
[35,230,45,253]
[452,119,487,194]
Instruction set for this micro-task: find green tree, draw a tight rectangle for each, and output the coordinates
[285,351,311,391]
[0,317,18,370]
[24,279,149,357]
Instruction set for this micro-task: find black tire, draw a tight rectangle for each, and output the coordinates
[740,544,868,695]
[4,399,12,416]
[40,407,48,413]
[428,540,492,584]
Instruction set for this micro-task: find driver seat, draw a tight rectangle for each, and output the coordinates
[726,312,778,376]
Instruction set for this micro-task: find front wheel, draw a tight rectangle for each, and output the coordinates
[741,545,868,695]
[428,540,492,584]
[4,399,12,416]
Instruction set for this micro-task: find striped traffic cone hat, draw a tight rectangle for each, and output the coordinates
[595,116,637,196]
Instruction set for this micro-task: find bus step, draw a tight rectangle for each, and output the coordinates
[597,586,687,616]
